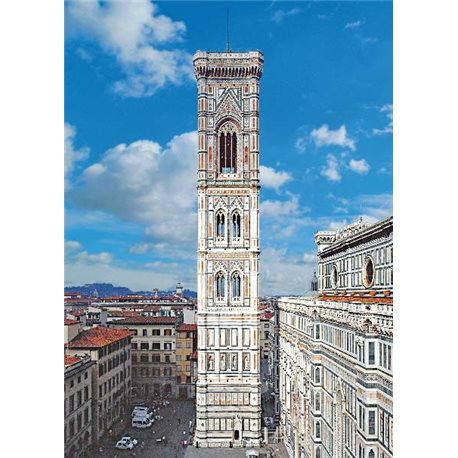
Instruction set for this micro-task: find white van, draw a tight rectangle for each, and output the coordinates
[131,416,153,428]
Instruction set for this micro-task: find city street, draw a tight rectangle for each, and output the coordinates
[98,398,196,458]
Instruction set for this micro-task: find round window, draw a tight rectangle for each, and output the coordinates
[363,256,375,288]
[331,264,338,289]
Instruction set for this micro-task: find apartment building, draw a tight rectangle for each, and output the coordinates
[64,354,95,458]
[176,323,198,398]
[110,316,178,399]
[65,326,134,443]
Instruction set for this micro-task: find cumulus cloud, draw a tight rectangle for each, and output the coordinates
[65,240,113,265]
[261,247,316,296]
[65,240,82,254]
[66,0,192,97]
[372,104,393,136]
[65,240,195,291]
[355,193,392,222]
[321,154,341,182]
[75,251,113,265]
[271,8,301,24]
[261,194,300,218]
[349,158,370,174]
[302,252,317,263]
[325,193,392,227]
[311,124,356,150]
[259,165,292,192]
[68,131,198,246]
[65,123,89,188]
[261,193,313,241]
[345,20,363,30]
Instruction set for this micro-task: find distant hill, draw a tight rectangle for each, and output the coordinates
[64,283,197,299]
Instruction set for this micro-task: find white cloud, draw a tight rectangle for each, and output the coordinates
[321,154,342,182]
[302,252,317,263]
[311,124,356,150]
[261,194,300,218]
[68,131,198,246]
[65,259,181,292]
[345,20,363,30]
[355,193,392,223]
[75,251,113,265]
[372,104,393,136]
[261,247,316,296]
[65,240,82,254]
[66,0,192,97]
[259,165,292,191]
[271,8,301,24]
[64,123,89,188]
[64,239,195,290]
[349,158,370,174]
[294,136,307,153]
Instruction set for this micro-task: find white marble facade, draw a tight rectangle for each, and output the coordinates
[278,217,393,458]
[193,51,264,448]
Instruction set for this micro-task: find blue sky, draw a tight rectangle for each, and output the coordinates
[64,1,392,295]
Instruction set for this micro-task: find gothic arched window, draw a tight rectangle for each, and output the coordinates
[315,421,321,439]
[315,448,321,458]
[219,122,238,173]
[315,392,321,411]
[368,451,375,458]
[216,272,225,300]
[216,211,226,239]
[232,211,241,238]
[232,272,241,300]
[315,367,321,384]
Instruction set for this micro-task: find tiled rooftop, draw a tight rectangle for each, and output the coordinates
[64,354,83,367]
[67,326,134,349]
[64,319,79,325]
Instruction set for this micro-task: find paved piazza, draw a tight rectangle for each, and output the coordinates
[98,398,196,458]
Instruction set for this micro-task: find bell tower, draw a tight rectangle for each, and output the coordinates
[193,50,263,448]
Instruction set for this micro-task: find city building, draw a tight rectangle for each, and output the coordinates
[176,323,198,398]
[278,216,393,458]
[267,298,281,427]
[260,310,273,360]
[109,316,178,399]
[65,326,134,443]
[193,50,264,448]
[64,354,95,458]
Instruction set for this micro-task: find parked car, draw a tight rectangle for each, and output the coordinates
[132,416,153,428]
[115,438,134,450]
[120,436,138,447]
[132,406,153,417]
[132,410,153,421]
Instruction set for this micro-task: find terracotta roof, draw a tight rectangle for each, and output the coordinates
[190,351,198,360]
[111,316,176,325]
[177,323,197,332]
[64,354,83,367]
[67,327,134,349]
[64,319,79,325]
[261,312,274,320]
